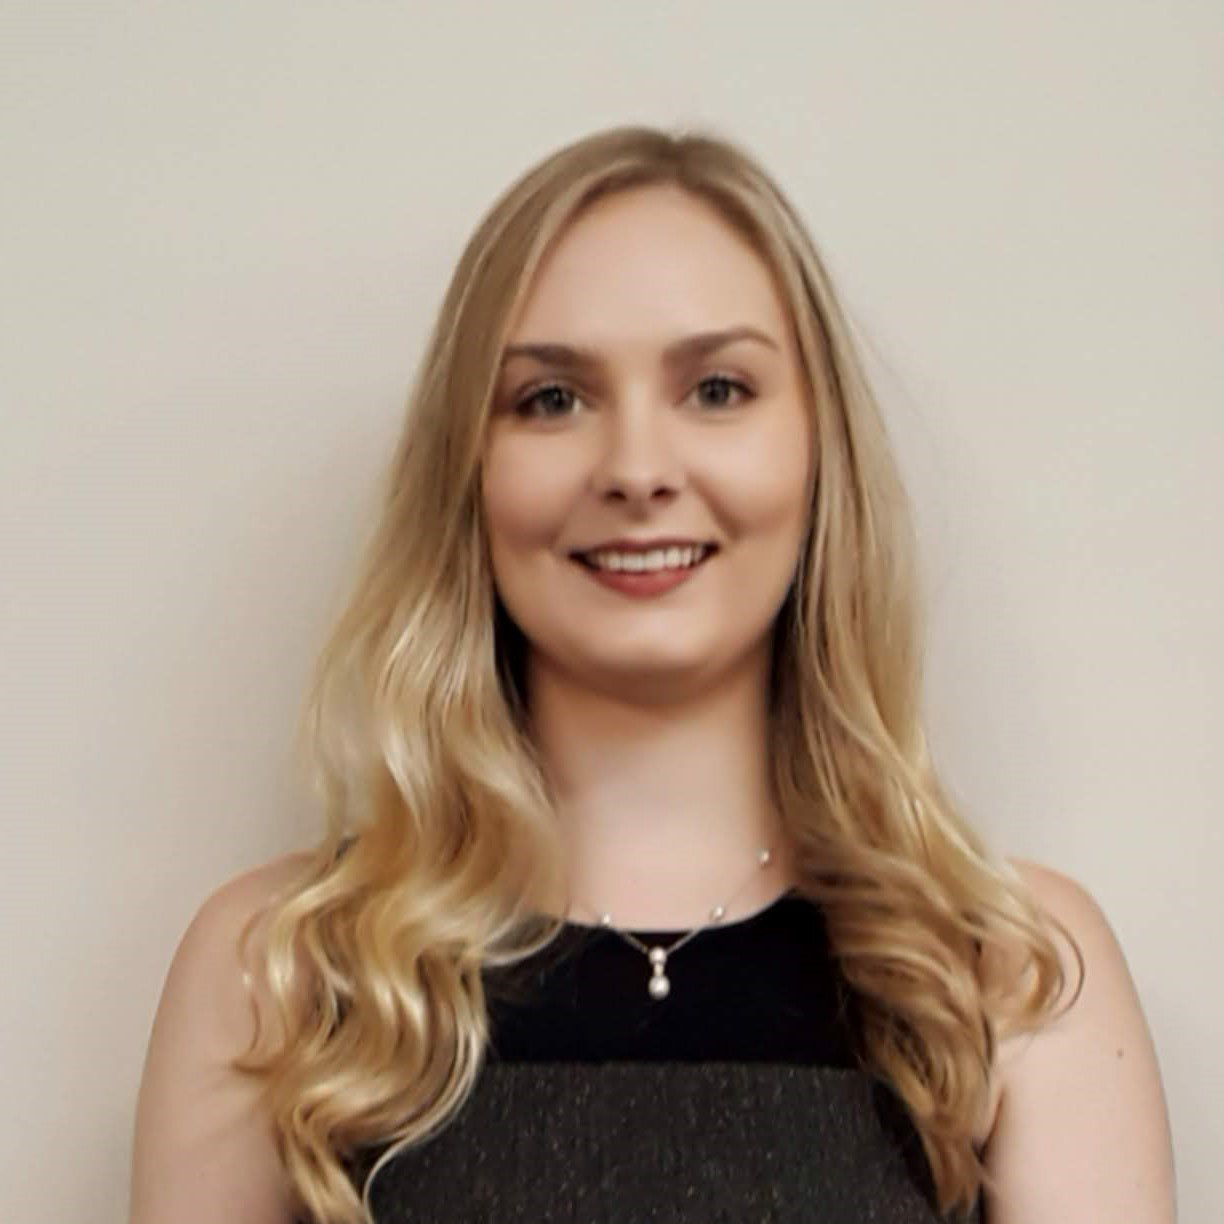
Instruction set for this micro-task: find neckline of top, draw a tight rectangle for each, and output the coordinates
[539,886,803,938]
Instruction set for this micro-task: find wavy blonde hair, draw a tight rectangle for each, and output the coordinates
[234,124,1083,1223]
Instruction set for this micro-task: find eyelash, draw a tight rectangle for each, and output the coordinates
[512,373,754,420]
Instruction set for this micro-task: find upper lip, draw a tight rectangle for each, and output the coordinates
[569,537,717,555]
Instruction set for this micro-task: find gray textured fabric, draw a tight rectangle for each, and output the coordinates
[356,1061,981,1223]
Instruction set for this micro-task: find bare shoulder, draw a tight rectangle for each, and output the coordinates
[1006,856,1110,1004]
[192,850,315,977]
[129,850,316,1224]
[1009,855,1108,940]
[186,850,312,942]
[169,851,317,1049]
[978,856,1176,1223]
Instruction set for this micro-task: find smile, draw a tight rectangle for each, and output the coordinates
[569,545,717,598]
[580,543,713,573]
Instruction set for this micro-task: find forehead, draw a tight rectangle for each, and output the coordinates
[506,184,790,346]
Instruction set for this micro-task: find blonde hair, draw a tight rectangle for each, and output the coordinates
[234,124,1083,1223]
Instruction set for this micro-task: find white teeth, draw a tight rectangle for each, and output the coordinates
[586,544,709,573]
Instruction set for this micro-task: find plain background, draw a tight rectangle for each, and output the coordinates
[2,3,1219,1221]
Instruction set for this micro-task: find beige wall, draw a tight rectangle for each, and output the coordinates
[2,3,1219,1220]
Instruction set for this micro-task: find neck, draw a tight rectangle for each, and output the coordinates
[523,643,796,928]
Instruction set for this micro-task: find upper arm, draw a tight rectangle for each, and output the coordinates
[129,853,312,1224]
[981,858,1176,1223]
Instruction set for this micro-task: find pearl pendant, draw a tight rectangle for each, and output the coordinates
[647,945,670,1000]
[589,844,777,1003]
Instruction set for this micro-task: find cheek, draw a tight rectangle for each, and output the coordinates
[704,424,812,536]
[480,438,580,549]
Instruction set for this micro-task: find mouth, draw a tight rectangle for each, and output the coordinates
[567,543,719,575]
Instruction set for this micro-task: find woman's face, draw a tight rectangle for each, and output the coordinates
[480,183,815,705]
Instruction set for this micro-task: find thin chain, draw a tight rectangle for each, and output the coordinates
[603,847,774,957]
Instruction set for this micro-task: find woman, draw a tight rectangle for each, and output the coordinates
[129,125,1175,1223]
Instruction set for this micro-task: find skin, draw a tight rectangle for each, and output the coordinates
[127,184,1176,1223]
[480,183,814,925]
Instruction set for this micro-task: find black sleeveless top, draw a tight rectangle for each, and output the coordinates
[338,889,982,1223]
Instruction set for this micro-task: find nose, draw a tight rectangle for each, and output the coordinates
[589,397,683,510]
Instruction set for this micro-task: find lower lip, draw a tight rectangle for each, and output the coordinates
[571,552,714,598]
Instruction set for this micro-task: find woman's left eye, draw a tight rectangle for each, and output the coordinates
[693,375,753,408]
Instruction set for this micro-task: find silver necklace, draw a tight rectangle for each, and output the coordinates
[578,847,776,1001]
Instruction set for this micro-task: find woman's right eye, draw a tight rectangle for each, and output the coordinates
[515,383,579,418]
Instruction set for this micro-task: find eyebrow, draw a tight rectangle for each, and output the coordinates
[500,325,780,373]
